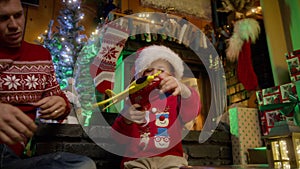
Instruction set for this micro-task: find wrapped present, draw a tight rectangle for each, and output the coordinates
[229,107,263,165]
[256,82,297,106]
[259,109,286,135]
[256,81,300,135]
[286,49,300,82]
[257,81,300,135]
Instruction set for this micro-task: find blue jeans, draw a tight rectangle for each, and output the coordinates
[0,144,96,169]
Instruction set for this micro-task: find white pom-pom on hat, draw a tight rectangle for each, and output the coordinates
[135,45,184,80]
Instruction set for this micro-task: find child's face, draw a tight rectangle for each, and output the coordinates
[143,59,173,78]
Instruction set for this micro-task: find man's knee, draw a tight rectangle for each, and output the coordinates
[52,152,97,169]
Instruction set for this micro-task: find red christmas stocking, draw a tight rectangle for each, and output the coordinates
[90,23,129,93]
[237,40,258,91]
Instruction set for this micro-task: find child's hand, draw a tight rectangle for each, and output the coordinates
[159,75,191,98]
[123,104,147,124]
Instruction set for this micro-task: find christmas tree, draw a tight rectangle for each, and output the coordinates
[37,0,87,89]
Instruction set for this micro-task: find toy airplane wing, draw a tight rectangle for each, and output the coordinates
[93,86,135,110]
[105,89,116,98]
[93,71,161,111]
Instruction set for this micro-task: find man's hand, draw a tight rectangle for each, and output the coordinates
[0,103,37,145]
[32,96,67,119]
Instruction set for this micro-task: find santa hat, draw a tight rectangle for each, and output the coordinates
[135,45,184,80]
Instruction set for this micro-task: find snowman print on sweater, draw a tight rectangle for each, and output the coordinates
[154,111,170,148]
[154,128,170,148]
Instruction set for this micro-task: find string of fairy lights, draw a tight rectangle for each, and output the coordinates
[36,0,86,90]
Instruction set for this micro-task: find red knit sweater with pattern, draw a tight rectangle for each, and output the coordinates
[0,41,70,156]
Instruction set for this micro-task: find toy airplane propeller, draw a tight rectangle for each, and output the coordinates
[93,71,162,111]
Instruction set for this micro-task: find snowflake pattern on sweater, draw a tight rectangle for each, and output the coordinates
[0,41,63,105]
[0,60,61,104]
[0,41,69,156]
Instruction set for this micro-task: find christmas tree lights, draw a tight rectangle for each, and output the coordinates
[37,0,87,89]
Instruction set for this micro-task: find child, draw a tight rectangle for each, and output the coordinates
[111,45,201,169]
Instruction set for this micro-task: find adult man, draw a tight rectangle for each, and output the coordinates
[0,0,96,168]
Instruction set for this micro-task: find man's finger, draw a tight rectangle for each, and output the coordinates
[15,112,37,136]
[0,125,25,143]
[0,131,17,145]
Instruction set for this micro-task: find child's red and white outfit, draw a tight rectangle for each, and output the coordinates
[111,45,201,169]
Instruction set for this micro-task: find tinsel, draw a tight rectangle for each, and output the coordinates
[74,22,107,126]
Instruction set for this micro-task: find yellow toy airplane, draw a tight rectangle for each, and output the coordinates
[93,71,162,111]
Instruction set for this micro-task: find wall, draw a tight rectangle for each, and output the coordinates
[279,0,300,52]
[23,0,57,43]
[260,0,300,86]
[23,0,98,43]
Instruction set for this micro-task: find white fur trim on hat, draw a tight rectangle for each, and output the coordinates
[135,45,184,80]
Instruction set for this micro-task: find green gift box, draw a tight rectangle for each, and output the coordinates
[258,81,300,126]
[229,107,263,164]
[256,82,297,106]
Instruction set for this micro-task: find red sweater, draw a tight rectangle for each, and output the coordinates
[0,41,70,156]
[111,88,201,168]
